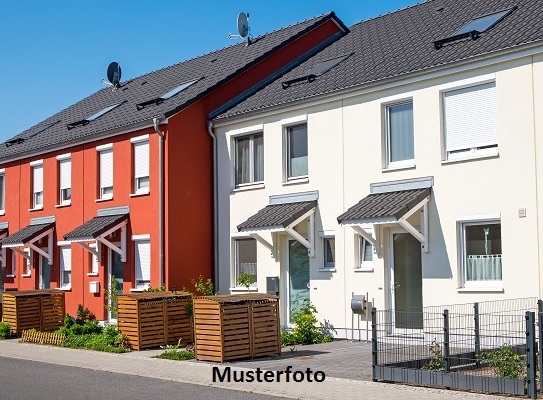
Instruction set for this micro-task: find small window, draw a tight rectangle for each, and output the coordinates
[6,251,16,277]
[32,164,43,209]
[59,158,71,205]
[135,239,150,289]
[89,243,99,275]
[133,140,149,194]
[358,236,374,270]
[460,221,502,288]
[23,248,31,276]
[235,239,257,287]
[0,171,5,212]
[323,238,335,269]
[443,82,497,160]
[60,246,72,289]
[385,102,414,168]
[99,148,113,199]
[285,124,308,180]
[234,133,264,187]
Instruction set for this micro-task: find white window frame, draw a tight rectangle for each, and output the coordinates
[321,236,335,269]
[22,248,31,277]
[6,251,16,278]
[357,234,374,271]
[59,244,72,290]
[131,135,150,195]
[87,243,99,276]
[233,238,258,288]
[284,122,308,182]
[58,156,72,206]
[97,145,113,200]
[458,219,502,289]
[31,162,44,209]
[0,168,5,214]
[442,80,498,161]
[233,132,264,188]
[383,100,415,169]
[133,235,151,290]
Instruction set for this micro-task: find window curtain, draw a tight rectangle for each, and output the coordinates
[389,103,414,162]
[254,134,264,182]
[288,124,308,177]
[466,255,502,281]
[236,137,251,185]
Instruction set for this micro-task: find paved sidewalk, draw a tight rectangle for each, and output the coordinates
[0,339,517,400]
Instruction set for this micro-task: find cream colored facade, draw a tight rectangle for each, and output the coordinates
[215,48,543,338]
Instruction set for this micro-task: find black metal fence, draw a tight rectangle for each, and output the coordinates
[371,298,541,398]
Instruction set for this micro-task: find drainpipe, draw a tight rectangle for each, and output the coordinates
[207,121,219,292]
[153,117,165,287]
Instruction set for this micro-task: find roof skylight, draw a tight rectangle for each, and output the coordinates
[67,102,125,130]
[282,53,352,89]
[434,7,516,50]
[136,78,202,110]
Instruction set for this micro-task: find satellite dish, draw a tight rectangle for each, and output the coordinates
[237,12,249,38]
[106,62,122,87]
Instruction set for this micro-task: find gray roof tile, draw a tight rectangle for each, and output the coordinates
[2,223,54,246]
[0,13,344,161]
[337,188,430,223]
[64,214,128,241]
[238,200,317,231]
[215,0,543,120]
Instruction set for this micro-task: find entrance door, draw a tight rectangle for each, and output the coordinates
[287,240,310,324]
[390,231,423,329]
[108,248,123,322]
[39,254,50,289]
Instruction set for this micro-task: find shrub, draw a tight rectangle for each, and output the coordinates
[0,322,11,339]
[477,343,524,379]
[280,302,334,346]
[236,273,255,290]
[76,304,95,324]
[143,284,166,292]
[422,339,444,371]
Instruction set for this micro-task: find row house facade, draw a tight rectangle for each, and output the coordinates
[0,12,348,320]
[213,0,543,337]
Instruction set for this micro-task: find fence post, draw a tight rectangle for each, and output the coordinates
[526,311,537,400]
[443,309,450,373]
[371,307,378,382]
[473,302,480,367]
[538,307,543,393]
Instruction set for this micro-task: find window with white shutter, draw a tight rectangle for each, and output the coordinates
[60,246,72,289]
[99,148,113,199]
[133,141,149,194]
[59,158,71,205]
[32,164,43,208]
[135,239,150,289]
[443,82,498,160]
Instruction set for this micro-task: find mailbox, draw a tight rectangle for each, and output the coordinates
[351,294,366,315]
[89,281,100,294]
[266,276,279,296]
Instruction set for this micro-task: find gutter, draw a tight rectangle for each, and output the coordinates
[153,117,166,287]
[207,121,219,292]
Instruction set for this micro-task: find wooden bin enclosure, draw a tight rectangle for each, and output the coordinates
[117,292,192,351]
[1,290,65,335]
[193,294,280,362]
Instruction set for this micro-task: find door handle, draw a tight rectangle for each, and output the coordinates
[306,282,311,289]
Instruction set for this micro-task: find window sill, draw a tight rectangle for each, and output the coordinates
[6,274,15,278]
[28,206,43,212]
[130,288,148,292]
[57,287,72,291]
[382,164,416,173]
[130,192,150,198]
[354,267,374,272]
[87,273,99,277]
[96,197,113,203]
[318,268,336,273]
[0,210,4,216]
[231,183,265,193]
[230,287,258,292]
[56,203,71,208]
[283,177,309,186]
[442,152,499,165]
[21,274,31,278]
[457,287,504,293]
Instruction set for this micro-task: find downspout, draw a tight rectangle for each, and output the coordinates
[153,118,165,287]
[207,121,219,292]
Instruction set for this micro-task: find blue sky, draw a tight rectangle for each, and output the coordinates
[0,0,419,142]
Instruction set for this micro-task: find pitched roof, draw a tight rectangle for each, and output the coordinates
[0,13,345,161]
[238,200,316,231]
[337,188,430,223]
[64,214,128,241]
[1,223,54,247]
[214,0,543,120]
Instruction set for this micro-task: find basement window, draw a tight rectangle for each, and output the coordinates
[282,53,353,89]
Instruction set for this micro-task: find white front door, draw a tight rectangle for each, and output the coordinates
[389,229,423,330]
[107,245,123,322]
